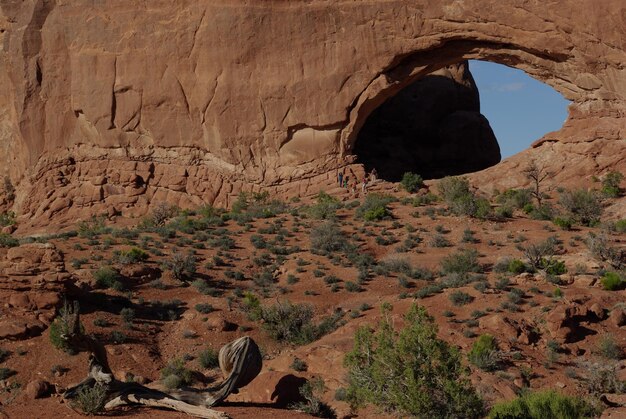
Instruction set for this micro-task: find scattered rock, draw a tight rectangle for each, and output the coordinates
[24,380,51,399]
[609,309,626,327]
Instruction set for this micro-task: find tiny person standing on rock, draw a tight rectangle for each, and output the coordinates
[344,175,349,188]
[338,170,344,187]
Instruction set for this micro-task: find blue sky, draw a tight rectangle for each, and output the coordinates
[468,60,570,158]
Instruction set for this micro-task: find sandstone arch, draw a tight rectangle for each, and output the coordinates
[0,1,623,226]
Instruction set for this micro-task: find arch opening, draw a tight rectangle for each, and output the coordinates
[350,59,571,181]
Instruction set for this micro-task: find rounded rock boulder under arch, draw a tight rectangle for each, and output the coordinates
[0,0,624,227]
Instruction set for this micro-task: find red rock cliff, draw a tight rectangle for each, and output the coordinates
[0,1,624,224]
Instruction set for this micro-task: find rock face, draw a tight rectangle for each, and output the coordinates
[0,1,624,225]
[354,61,500,180]
[0,243,69,339]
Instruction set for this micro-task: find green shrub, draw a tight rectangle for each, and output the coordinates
[542,259,567,275]
[71,383,108,415]
[437,177,491,218]
[615,219,626,233]
[163,250,197,280]
[440,248,481,276]
[160,358,194,389]
[195,303,214,314]
[496,188,532,210]
[113,247,149,264]
[488,389,597,419]
[559,189,603,226]
[468,334,500,372]
[93,266,123,290]
[596,334,622,360]
[289,378,336,418]
[400,172,424,193]
[552,217,573,231]
[449,291,473,306]
[120,307,135,326]
[306,191,342,220]
[198,348,219,369]
[344,304,484,418]
[0,211,16,227]
[601,171,623,198]
[310,222,348,256]
[258,300,343,345]
[49,302,83,354]
[0,233,19,248]
[508,259,527,274]
[355,193,393,221]
[601,271,625,291]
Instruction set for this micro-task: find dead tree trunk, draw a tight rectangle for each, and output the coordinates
[60,302,262,418]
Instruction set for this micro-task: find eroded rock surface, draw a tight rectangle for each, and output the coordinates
[0,1,624,225]
[0,243,69,339]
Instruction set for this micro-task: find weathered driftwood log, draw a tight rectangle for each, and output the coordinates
[60,302,262,418]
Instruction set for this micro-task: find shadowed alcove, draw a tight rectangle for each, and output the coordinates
[352,60,569,182]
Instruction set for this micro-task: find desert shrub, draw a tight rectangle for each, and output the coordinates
[615,219,626,233]
[438,176,471,203]
[541,258,567,275]
[601,171,623,198]
[529,203,555,221]
[495,205,513,218]
[596,334,622,360]
[553,217,573,231]
[0,367,15,380]
[559,189,603,226]
[355,193,393,221]
[49,301,83,354]
[468,334,500,372]
[600,271,625,291]
[77,216,109,238]
[440,248,481,276]
[0,211,16,227]
[581,360,626,396]
[0,233,19,248]
[310,222,348,256]
[290,357,308,372]
[198,348,219,369]
[250,234,267,249]
[71,383,108,415]
[496,188,533,210]
[500,258,527,274]
[120,307,135,326]
[110,330,127,344]
[400,172,423,193]
[449,291,474,306]
[488,389,597,419]
[257,300,343,345]
[344,304,484,418]
[586,233,623,269]
[195,303,214,314]
[149,202,179,226]
[113,247,149,265]
[429,233,451,248]
[437,177,491,218]
[230,191,287,221]
[344,281,361,292]
[93,266,123,290]
[160,358,194,389]
[306,191,342,220]
[163,250,197,281]
[289,378,336,418]
[523,238,557,270]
